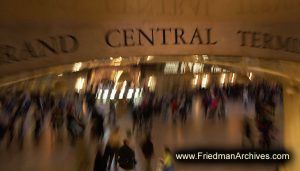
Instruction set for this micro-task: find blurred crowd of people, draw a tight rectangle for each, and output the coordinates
[199,82,282,149]
[0,87,175,171]
[130,90,193,134]
[0,79,282,170]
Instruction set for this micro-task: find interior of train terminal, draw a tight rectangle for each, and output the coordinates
[0,56,293,171]
[1,0,300,171]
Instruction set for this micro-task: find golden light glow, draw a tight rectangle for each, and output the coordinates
[110,89,117,100]
[75,77,85,92]
[147,76,156,91]
[201,74,208,88]
[119,81,127,99]
[193,63,204,73]
[202,55,209,60]
[127,88,134,99]
[73,62,82,72]
[97,89,103,99]
[112,56,123,66]
[194,75,198,86]
[140,88,143,97]
[220,73,226,86]
[134,88,140,98]
[231,73,235,83]
[102,89,109,100]
[147,56,154,61]
[148,76,152,87]
[249,72,253,80]
[114,70,123,83]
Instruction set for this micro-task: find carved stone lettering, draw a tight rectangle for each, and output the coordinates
[238,30,300,54]
[37,37,59,57]
[156,28,172,45]
[0,34,79,65]
[105,27,217,47]
[190,28,203,44]
[20,41,38,59]
[206,28,217,45]
[138,29,154,46]
[174,28,186,45]
[60,35,79,53]
[123,29,135,46]
[104,0,210,16]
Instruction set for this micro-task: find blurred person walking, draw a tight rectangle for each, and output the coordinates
[132,107,140,134]
[163,147,174,171]
[0,102,8,143]
[93,143,106,171]
[50,105,64,143]
[33,108,43,145]
[208,91,219,119]
[171,97,178,124]
[91,106,104,141]
[216,88,226,120]
[104,127,122,170]
[242,115,254,147]
[202,91,211,119]
[141,133,154,171]
[117,139,136,171]
[243,87,249,110]
[179,98,187,124]
[17,93,32,149]
[109,100,117,125]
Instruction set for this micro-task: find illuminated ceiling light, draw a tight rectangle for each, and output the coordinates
[137,72,141,82]
[139,88,143,97]
[193,55,199,60]
[127,88,134,99]
[194,75,198,86]
[110,57,113,60]
[215,67,221,73]
[110,89,117,100]
[147,56,154,61]
[164,62,179,74]
[73,62,82,72]
[193,63,204,73]
[231,73,235,83]
[110,80,118,99]
[222,69,228,72]
[119,81,127,99]
[249,72,253,80]
[102,89,109,100]
[57,74,63,77]
[75,77,85,92]
[97,89,103,99]
[112,57,123,66]
[136,58,141,65]
[119,91,125,99]
[220,73,226,86]
[188,62,193,71]
[211,66,222,73]
[201,74,208,88]
[148,76,152,87]
[180,62,186,74]
[202,55,209,60]
[147,76,156,91]
[134,88,140,98]
[114,70,123,83]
